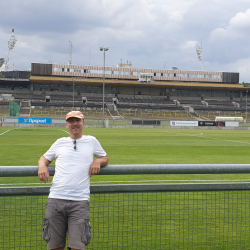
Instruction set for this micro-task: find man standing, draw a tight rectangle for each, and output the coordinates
[38,111,108,250]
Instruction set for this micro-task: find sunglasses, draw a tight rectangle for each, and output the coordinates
[73,140,76,151]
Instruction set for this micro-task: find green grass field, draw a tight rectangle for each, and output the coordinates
[1,126,250,249]
[0,126,250,186]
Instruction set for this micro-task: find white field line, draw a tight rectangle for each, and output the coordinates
[59,129,69,134]
[0,129,12,136]
[177,132,250,145]
[178,132,203,137]
[224,139,250,145]
[1,179,250,186]
[0,128,20,136]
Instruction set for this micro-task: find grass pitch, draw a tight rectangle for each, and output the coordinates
[0,126,250,185]
[1,127,250,249]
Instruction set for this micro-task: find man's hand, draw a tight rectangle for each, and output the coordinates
[38,156,51,183]
[89,155,109,177]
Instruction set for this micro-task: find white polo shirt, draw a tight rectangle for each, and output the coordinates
[43,135,107,201]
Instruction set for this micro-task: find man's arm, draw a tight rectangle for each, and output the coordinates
[89,155,109,177]
[38,156,52,183]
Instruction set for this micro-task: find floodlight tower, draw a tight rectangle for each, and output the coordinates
[69,41,73,65]
[5,29,17,71]
[99,46,109,127]
[196,43,205,71]
[0,58,4,69]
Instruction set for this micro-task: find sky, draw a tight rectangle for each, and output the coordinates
[0,0,250,83]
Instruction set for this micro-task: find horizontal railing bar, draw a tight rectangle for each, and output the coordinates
[1,183,250,196]
[0,186,50,196]
[98,164,250,175]
[1,164,250,177]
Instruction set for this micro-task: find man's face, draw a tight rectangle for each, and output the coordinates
[66,117,85,139]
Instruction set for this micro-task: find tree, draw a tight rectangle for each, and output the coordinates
[242,81,250,87]
[0,72,5,78]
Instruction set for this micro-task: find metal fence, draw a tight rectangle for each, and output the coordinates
[1,165,250,249]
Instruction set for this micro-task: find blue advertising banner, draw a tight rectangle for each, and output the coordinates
[18,118,52,124]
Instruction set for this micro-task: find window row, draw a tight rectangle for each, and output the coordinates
[154,72,221,79]
[53,68,222,79]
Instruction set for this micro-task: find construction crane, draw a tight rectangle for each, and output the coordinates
[5,29,17,71]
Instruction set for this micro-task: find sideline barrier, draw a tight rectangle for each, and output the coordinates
[1,164,250,176]
[1,165,250,249]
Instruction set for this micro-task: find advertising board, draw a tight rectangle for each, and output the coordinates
[170,121,198,126]
[18,118,52,124]
[225,121,239,127]
[170,120,229,127]
[198,121,225,127]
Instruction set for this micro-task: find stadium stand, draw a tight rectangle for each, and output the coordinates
[235,100,250,112]
[0,101,9,116]
[19,108,30,117]
[13,93,32,101]
[30,108,110,119]
[204,100,243,112]
[116,96,184,112]
[1,92,248,121]
[173,98,248,120]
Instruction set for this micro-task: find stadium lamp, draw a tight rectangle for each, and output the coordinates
[99,46,109,52]
[99,46,109,127]
[5,29,17,71]
[196,43,205,71]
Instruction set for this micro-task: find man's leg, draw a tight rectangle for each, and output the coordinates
[67,200,91,250]
[43,199,68,250]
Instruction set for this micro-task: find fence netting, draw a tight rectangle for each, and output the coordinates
[0,190,250,249]
[9,101,20,117]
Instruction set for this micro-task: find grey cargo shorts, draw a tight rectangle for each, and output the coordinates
[42,198,92,250]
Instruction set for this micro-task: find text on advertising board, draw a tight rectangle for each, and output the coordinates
[18,118,52,124]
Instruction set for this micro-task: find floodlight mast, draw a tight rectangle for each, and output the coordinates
[69,41,73,65]
[99,46,109,127]
[196,44,205,71]
[5,29,17,71]
[0,58,4,69]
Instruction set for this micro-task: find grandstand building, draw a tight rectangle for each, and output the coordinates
[0,62,245,99]
[0,62,249,121]
[29,62,242,99]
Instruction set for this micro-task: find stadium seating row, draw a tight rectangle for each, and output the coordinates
[1,93,249,121]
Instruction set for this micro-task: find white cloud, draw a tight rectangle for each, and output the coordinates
[210,8,250,41]
[181,40,198,50]
[229,9,250,28]
[227,58,250,83]
[15,41,29,50]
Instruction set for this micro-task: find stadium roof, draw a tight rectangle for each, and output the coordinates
[29,75,247,91]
